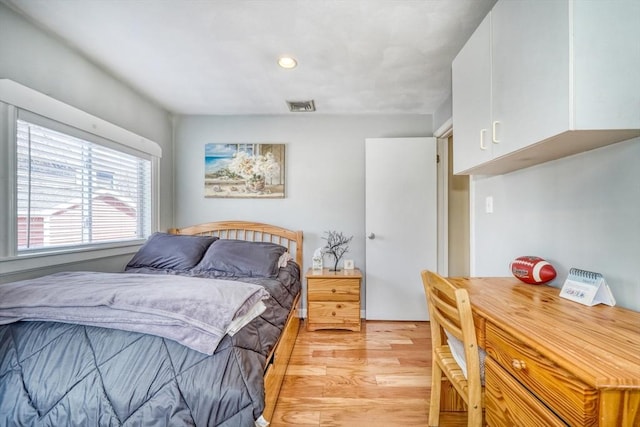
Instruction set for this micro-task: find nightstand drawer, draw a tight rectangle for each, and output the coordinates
[307,278,360,301]
[306,268,362,332]
[486,322,598,426]
[308,301,360,325]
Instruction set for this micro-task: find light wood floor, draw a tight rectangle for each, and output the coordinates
[271,320,467,427]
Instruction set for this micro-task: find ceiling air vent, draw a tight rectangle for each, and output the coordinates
[286,100,316,112]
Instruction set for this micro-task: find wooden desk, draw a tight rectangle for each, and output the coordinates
[446,277,640,427]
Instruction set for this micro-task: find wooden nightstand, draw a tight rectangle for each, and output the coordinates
[306,268,362,332]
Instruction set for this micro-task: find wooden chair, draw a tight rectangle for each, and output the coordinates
[421,270,484,427]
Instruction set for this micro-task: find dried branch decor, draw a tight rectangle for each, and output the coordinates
[323,231,353,271]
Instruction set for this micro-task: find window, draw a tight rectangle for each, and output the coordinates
[16,118,151,252]
[0,79,161,265]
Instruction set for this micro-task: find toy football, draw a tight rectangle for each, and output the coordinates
[510,256,557,285]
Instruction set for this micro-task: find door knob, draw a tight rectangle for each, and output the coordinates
[367,233,375,240]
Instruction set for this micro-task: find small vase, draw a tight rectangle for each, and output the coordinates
[246,176,265,192]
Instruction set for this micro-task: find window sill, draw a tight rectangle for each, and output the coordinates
[0,242,144,278]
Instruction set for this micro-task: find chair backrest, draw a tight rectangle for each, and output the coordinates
[421,270,481,395]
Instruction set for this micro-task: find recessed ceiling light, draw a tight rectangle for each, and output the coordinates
[278,56,297,69]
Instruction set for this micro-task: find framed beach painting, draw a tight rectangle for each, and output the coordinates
[204,143,285,198]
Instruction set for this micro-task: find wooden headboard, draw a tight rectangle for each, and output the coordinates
[168,221,303,268]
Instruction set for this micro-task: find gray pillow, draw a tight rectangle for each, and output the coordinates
[194,239,287,278]
[126,232,218,272]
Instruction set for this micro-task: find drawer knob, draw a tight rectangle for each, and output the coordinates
[331,288,336,293]
[336,304,342,309]
[332,311,336,316]
[511,359,527,370]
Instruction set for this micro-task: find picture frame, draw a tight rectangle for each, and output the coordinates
[204,143,285,198]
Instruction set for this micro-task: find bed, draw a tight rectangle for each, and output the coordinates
[0,221,303,426]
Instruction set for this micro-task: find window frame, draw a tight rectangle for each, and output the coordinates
[0,79,161,274]
[15,114,152,254]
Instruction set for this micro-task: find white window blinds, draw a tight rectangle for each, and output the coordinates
[16,118,151,252]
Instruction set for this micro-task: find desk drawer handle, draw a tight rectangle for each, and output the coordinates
[331,289,336,293]
[331,311,336,316]
[511,359,527,370]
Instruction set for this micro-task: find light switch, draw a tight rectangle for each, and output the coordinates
[485,196,494,213]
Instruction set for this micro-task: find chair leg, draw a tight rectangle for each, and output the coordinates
[467,398,483,427]
[429,360,442,426]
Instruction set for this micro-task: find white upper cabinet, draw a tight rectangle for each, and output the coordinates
[572,0,640,130]
[452,0,640,175]
[452,14,492,174]
[491,0,570,158]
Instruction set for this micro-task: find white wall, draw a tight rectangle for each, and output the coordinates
[472,138,640,311]
[433,94,452,135]
[0,4,174,279]
[173,114,432,307]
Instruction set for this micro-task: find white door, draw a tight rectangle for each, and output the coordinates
[365,137,438,320]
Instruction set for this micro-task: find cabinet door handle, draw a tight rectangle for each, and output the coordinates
[480,129,488,150]
[511,359,527,370]
[492,121,501,143]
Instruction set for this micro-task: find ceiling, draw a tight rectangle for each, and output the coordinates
[3,0,496,115]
